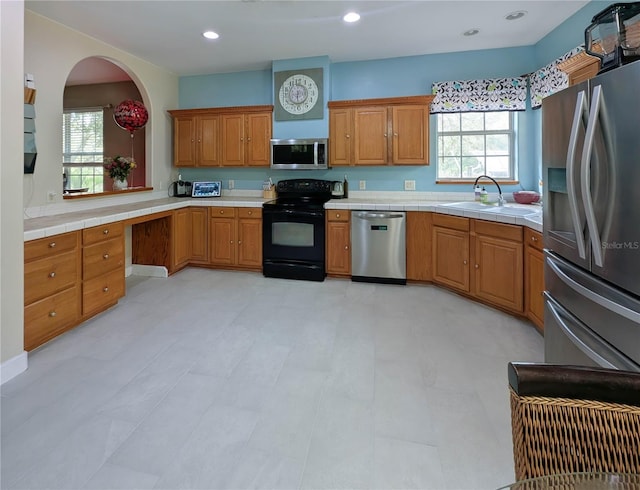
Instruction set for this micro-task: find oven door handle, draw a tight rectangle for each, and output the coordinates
[265,208,324,219]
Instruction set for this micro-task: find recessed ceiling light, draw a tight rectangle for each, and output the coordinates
[202,30,219,40]
[505,10,527,21]
[463,28,480,37]
[343,12,360,23]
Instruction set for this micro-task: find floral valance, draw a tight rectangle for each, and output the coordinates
[430,77,528,113]
[530,46,583,109]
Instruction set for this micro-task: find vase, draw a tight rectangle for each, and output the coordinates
[113,177,128,191]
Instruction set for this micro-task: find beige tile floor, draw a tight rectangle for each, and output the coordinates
[1,269,543,489]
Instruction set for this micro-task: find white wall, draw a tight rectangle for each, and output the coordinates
[23,10,179,210]
[1,0,26,378]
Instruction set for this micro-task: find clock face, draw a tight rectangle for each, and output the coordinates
[279,74,319,115]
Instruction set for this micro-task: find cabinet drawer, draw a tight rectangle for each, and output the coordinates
[24,286,79,351]
[525,228,543,251]
[83,222,124,246]
[82,268,125,316]
[473,219,523,242]
[433,213,469,231]
[238,207,261,219]
[327,210,349,222]
[24,250,78,305]
[83,237,125,280]
[210,207,237,218]
[24,232,78,262]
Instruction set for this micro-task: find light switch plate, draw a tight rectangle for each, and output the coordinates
[359,180,366,190]
[404,180,416,191]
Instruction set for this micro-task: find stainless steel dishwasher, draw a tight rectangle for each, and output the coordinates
[351,211,406,284]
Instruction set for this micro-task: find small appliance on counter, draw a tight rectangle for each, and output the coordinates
[170,180,192,198]
[331,179,347,198]
[192,181,221,198]
[585,2,640,73]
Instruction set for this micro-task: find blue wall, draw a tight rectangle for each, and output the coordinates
[177,1,611,194]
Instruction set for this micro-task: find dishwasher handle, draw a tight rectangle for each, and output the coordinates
[354,211,405,220]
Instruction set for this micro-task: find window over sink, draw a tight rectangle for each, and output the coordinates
[436,111,515,181]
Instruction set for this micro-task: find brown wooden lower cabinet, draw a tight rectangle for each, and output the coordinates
[406,212,432,281]
[525,229,544,332]
[209,207,262,270]
[326,210,351,276]
[431,214,525,315]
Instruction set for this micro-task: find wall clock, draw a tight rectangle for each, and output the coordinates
[274,68,324,121]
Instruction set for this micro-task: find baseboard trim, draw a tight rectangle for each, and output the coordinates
[1,351,28,385]
[130,264,168,278]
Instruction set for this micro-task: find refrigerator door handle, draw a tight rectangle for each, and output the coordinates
[566,90,588,260]
[545,293,628,370]
[546,255,640,324]
[581,84,605,268]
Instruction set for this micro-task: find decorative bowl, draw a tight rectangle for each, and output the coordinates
[513,191,540,204]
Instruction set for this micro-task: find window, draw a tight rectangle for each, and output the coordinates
[436,111,515,181]
[62,109,104,193]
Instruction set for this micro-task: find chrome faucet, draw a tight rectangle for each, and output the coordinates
[473,175,505,206]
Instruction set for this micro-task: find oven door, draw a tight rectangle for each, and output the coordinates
[262,207,326,280]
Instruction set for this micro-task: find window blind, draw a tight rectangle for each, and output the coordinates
[62,109,104,164]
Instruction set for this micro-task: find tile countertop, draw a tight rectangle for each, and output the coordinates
[23,196,542,241]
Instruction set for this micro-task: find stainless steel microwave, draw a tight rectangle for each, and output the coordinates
[270,138,328,170]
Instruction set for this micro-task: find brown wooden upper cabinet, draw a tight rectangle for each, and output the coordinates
[328,95,434,166]
[168,105,273,167]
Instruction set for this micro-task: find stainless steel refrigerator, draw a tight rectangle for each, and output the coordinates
[542,59,640,372]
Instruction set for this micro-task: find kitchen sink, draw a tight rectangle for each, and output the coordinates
[440,201,540,217]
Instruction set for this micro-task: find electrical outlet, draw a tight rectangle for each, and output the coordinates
[228,179,235,190]
[47,191,57,202]
[359,180,366,190]
[404,180,416,191]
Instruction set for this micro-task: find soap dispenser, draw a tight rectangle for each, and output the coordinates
[480,186,488,203]
[343,174,349,198]
[474,185,482,201]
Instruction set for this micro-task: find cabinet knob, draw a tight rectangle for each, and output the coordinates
[247,137,251,142]
[344,245,349,250]
[220,210,224,214]
[49,242,56,248]
[198,139,201,143]
[103,229,109,235]
[240,137,244,142]
[230,240,234,244]
[475,264,479,269]
[346,134,350,139]
[103,253,109,260]
[49,311,56,317]
[463,260,468,265]
[49,272,56,278]
[531,236,537,242]
[103,287,109,293]
[248,211,252,215]
[238,240,242,245]
[336,213,340,218]
[384,133,388,137]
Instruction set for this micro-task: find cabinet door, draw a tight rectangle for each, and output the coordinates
[329,108,352,166]
[245,112,272,167]
[392,105,429,165]
[221,114,245,166]
[190,208,209,264]
[198,114,220,167]
[210,217,236,265]
[473,235,523,313]
[326,221,351,276]
[526,245,544,331]
[173,208,191,268]
[237,218,262,268]
[354,107,388,165]
[432,226,469,292]
[174,116,196,167]
[406,212,432,281]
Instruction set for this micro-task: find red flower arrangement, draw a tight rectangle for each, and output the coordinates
[104,156,136,181]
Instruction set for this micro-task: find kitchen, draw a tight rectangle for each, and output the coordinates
[2,1,638,489]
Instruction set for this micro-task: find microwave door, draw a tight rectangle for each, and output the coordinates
[542,83,590,270]
[585,62,640,297]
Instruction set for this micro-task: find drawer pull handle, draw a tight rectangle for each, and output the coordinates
[248,211,252,215]
[336,213,340,218]
[220,210,224,214]
[49,311,56,317]
[49,272,56,278]
[49,242,56,248]
[103,229,109,235]
[103,287,109,293]
[103,254,109,259]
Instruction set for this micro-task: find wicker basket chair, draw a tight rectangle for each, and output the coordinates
[508,362,640,481]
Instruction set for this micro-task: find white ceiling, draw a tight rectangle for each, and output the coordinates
[27,0,590,80]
